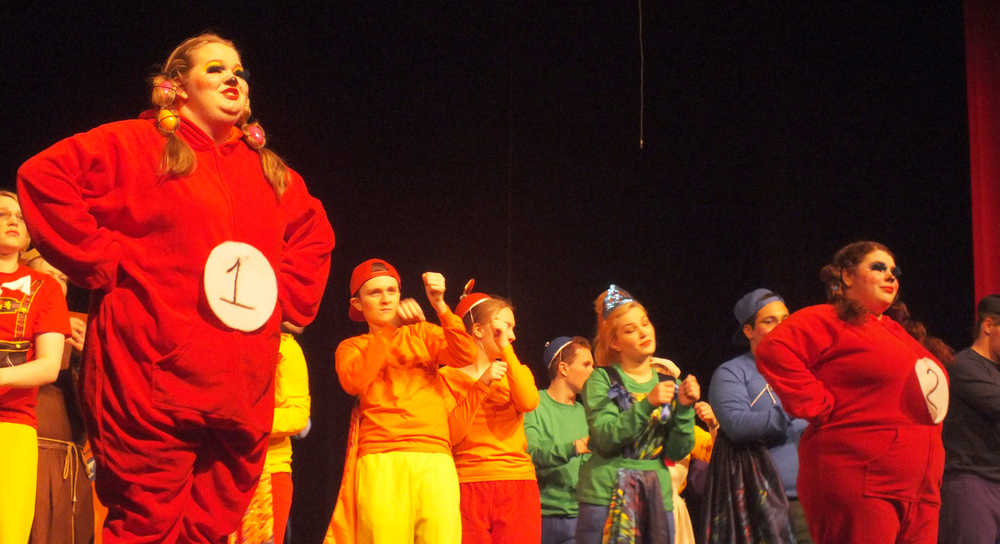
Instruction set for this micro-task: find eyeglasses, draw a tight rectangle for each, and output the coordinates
[870,261,901,279]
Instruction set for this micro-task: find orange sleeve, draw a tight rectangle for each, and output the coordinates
[443,369,493,445]
[431,310,478,368]
[335,332,388,396]
[500,344,539,412]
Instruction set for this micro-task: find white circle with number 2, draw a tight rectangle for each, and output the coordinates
[915,357,949,424]
[204,241,277,332]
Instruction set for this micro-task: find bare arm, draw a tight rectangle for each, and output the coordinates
[0,332,64,388]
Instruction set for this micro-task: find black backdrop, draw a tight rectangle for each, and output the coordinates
[2,3,971,542]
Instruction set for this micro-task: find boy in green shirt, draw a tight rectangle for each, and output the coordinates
[524,336,595,543]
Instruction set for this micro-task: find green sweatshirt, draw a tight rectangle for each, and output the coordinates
[576,365,695,511]
[524,390,590,516]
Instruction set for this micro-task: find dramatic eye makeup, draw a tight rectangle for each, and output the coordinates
[869,261,901,279]
[205,61,225,74]
[203,61,249,82]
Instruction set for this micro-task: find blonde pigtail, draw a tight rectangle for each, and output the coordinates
[151,73,196,177]
[240,113,289,198]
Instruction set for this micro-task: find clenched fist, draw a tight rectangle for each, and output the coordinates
[647,380,676,407]
[422,272,448,314]
[677,375,700,406]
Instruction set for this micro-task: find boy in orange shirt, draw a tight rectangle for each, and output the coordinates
[327,259,478,544]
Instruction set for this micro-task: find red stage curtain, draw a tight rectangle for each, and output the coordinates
[965,0,1000,301]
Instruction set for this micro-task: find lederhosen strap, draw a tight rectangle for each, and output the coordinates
[13,279,43,341]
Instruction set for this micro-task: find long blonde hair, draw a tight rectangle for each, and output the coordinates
[592,289,648,367]
[155,33,289,197]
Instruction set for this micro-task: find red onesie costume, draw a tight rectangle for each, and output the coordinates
[755,304,948,544]
[17,113,335,544]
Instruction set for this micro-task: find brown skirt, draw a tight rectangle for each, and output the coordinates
[30,437,94,544]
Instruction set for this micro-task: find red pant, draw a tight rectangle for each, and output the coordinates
[83,353,268,544]
[271,471,292,544]
[459,480,541,544]
[797,426,942,544]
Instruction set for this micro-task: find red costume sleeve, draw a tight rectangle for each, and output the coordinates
[755,305,838,425]
[17,123,134,290]
[277,171,334,326]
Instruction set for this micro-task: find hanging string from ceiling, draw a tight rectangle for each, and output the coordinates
[506,3,514,299]
[638,0,646,150]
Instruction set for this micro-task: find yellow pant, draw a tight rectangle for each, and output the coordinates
[0,422,38,544]
[356,451,461,544]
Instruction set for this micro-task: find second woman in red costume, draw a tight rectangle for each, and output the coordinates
[756,241,948,543]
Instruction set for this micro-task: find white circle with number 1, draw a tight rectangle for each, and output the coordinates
[204,241,278,332]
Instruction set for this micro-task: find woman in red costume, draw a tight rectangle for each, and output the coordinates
[17,34,335,544]
[755,241,948,544]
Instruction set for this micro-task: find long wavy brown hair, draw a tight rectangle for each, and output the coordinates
[819,240,894,323]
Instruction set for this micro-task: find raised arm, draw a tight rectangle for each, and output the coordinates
[419,273,478,368]
[499,344,539,413]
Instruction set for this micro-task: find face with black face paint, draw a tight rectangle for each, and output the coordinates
[843,249,899,315]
